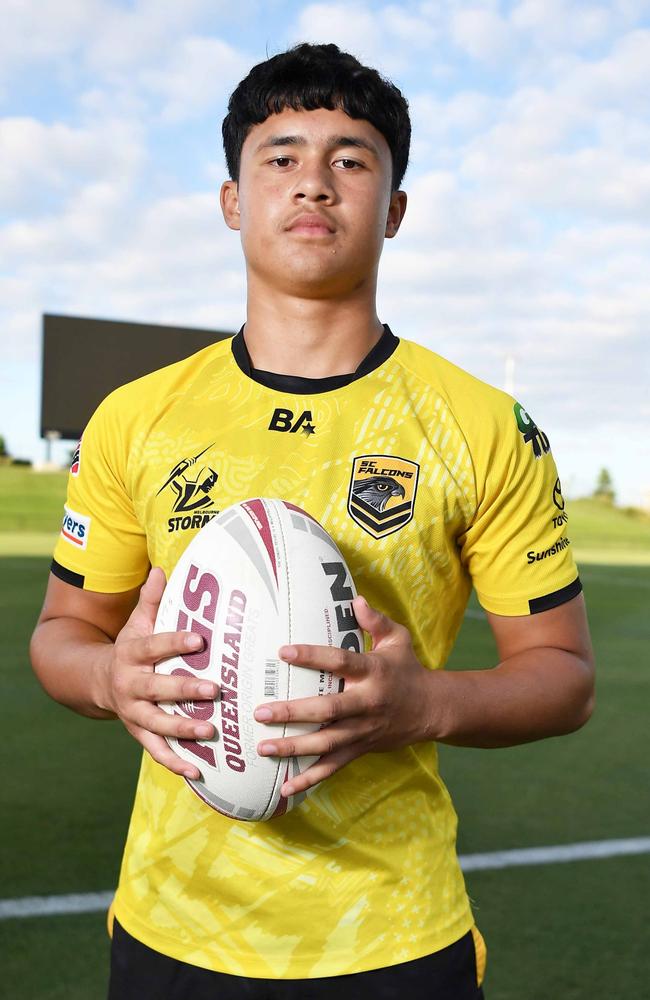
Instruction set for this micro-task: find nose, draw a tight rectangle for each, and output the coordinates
[293,158,335,204]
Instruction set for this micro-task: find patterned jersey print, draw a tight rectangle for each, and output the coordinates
[53,335,580,977]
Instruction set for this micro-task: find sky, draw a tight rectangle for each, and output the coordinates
[2,0,649,507]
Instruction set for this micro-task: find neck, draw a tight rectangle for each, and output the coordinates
[242,279,384,378]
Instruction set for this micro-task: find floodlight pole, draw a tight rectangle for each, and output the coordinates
[44,430,61,464]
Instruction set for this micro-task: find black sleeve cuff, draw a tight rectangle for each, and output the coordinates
[51,559,85,589]
[528,576,582,614]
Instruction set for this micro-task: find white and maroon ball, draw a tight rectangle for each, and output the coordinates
[154,498,362,822]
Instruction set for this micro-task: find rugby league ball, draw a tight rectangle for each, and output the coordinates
[154,498,362,821]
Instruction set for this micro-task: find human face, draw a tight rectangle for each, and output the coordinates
[221,107,406,299]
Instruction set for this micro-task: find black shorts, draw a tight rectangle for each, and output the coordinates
[109,918,485,1000]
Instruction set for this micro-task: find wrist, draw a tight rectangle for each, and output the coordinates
[91,640,119,718]
[416,666,452,743]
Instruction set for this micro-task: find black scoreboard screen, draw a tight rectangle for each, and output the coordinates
[41,314,232,440]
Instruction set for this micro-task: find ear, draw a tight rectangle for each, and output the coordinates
[385,190,407,239]
[220,180,241,231]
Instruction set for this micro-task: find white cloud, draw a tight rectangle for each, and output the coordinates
[511,0,614,49]
[141,36,251,122]
[450,6,513,62]
[0,117,144,214]
[0,0,223,82]
[293,3,437,72]
[0,0,103,79]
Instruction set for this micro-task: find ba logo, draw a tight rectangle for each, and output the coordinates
[157,444,219,533]
[268,409,316,436]
[348,455,419,539]
[514,402,550,459]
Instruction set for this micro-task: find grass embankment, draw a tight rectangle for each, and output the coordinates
[1,466,649,563]
[0,467,68,555]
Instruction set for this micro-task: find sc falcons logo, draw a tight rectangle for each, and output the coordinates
[347,455,419,539]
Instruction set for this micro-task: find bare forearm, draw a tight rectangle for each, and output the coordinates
[30,618,116,719]
[425,648,595,748]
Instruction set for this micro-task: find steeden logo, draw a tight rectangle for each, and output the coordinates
[347,455,419,539]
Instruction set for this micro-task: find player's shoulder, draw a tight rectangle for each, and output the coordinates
[93,337,233,423]
[394,337,516,432]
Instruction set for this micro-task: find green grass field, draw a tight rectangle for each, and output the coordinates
[1,468,649,998]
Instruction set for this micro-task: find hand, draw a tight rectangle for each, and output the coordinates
[106,567,219,779]
[254,596,437,797]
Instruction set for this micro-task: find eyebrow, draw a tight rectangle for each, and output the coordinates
[255,134,379,156]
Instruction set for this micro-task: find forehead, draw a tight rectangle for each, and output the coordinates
[242,106,391,161]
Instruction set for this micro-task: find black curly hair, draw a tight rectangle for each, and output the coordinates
[222,42,411,191]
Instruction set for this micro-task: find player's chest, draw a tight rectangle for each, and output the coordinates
[131,392,473,569]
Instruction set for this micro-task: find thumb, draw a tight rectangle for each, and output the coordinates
[135,567,167,627]
[352,594,405,649]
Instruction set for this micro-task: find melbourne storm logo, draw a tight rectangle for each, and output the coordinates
[157,444,219,532]
[348,455,419,539]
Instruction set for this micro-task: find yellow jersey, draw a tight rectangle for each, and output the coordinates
[52,327,580,977]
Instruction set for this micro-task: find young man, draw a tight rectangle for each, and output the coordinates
[31,43,594,999]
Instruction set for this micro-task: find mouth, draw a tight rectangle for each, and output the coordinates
[286,214,335,236]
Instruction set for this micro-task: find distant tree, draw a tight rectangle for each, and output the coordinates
[0,434,8,458]
[593,467,615,504]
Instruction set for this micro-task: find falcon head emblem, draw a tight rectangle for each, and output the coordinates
[351,475,405,512]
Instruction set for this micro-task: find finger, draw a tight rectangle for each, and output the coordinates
[254,688,365,726]
[130,671,218,705]
[130,702,216,743]
[277,642,366,676]
[121,568,168,638]
[132,725,203,780]
[352,595,406,648]
[120,629,204,666]
[281,743,362,796]
[258,719,371,759]
[137,567,167,623]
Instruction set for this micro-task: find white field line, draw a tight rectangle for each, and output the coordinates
[458,836,650,871]
[2,838,649,920]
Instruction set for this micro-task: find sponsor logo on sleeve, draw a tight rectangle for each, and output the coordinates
[514,402,550,458]
[60,505,90,549]
[552,478,568,527]
[347,455,419,538]
[70,438,82,477]
[527,537,571,564]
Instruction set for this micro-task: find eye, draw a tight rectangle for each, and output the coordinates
[334,158,362,170]
[270,156,293,168]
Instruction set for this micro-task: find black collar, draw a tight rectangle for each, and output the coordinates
[230,325,399,394]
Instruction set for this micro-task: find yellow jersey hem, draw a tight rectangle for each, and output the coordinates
[112,894,475,980]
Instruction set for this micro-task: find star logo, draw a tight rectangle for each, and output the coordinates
[301,422,316,436]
